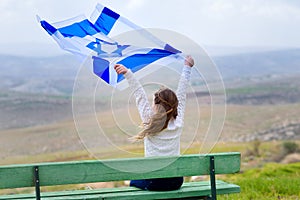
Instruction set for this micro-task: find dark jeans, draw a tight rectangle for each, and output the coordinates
[130,177,184,191]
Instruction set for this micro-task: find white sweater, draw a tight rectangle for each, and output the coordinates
[124,65,191,157]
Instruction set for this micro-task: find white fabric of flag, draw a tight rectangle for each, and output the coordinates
[38,3,183,88]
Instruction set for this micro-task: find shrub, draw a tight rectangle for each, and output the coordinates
[244,139,261,159]
[282,141,299,155]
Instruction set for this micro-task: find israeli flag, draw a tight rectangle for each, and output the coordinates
[38,4,183,88]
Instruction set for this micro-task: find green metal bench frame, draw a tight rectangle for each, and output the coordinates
[0,152,241,200]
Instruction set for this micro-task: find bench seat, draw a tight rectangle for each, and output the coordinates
[0,180,240,200]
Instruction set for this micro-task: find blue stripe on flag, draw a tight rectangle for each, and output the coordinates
[164,44,182,54]
[117,48,174,82]
[93,56,110,83]
[58,19,98,38]
[94,7,120,35]
[40,20,57,35]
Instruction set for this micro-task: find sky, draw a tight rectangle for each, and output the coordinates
[0,0,299,56]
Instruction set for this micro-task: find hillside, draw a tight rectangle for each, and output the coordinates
[0,48,300,130]
[214,48,300,80]
[1,102,300,162]
[0,48,300,159]
[0,54,78,95]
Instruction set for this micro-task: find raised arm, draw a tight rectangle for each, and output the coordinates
[176,56,194,124]
[114,64,153,124]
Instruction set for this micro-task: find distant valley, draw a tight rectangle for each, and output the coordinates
[0,48,300,130]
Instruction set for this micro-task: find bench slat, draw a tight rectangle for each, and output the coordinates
[100,182,240,200]
[0,165,33,189]
[0,153,240,189]
[0,181,240,200]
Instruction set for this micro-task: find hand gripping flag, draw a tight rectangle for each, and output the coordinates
[38,3,183,88]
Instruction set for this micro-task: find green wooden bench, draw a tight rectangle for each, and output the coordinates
[0,152,240,200]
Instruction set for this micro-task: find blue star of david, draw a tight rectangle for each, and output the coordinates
[86,38,107,55]
[87,38,129,56]
[112,45,130,56]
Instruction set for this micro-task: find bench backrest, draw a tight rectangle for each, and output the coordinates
[0,152,240,189]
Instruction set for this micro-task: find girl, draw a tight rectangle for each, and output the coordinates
[114,55,194,191]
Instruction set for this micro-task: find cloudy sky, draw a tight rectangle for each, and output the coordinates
[0,0,299,56]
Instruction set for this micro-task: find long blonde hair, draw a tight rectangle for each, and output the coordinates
[132,88,178,140]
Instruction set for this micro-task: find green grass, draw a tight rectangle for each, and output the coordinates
[219,162,300,200]
[225,84,296,95]
[183,142,300,199]
[226,87,268,95]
